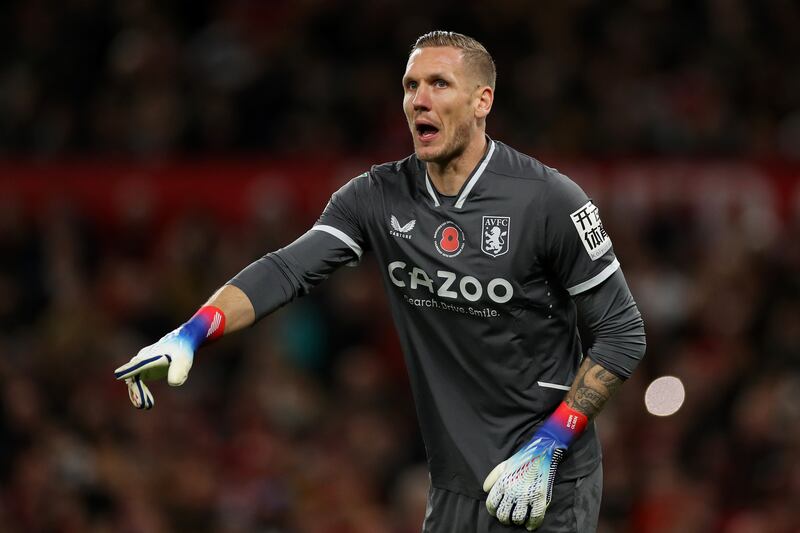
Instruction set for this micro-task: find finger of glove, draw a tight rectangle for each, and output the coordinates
[495,493,515,525]
[167,354,192,386]
[512,500,531,526]
[126,376,154,409]
[528,475,550,528]
[526,511,545,531]
[485,482,504,516]
[483,460,507,492]
[115,354,170,381]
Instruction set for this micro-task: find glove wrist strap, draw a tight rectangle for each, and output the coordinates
[541,402,588,448]
[181,305,226,350]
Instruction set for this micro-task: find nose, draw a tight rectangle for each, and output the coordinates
[412,84,431,111]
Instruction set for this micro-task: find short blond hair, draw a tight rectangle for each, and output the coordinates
[411,31,496,90]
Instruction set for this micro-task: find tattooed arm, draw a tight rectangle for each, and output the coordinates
[483,272,644,528]
[564,358,624,419]
[567,268,646,418]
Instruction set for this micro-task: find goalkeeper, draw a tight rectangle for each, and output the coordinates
[116,31,645,532]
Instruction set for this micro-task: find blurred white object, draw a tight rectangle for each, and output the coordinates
[645,376,685,416]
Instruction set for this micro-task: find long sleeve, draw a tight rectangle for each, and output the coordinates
[572,268,646,379]
[228,172,372,319]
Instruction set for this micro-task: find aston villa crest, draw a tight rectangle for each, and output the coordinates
[481,216,510,257]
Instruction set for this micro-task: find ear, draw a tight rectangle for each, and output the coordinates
[475,86,493,119]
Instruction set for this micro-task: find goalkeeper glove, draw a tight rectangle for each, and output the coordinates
[114,306,225,409]
[483,402,587,530]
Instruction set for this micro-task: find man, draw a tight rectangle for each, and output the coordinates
[115,31,645,532]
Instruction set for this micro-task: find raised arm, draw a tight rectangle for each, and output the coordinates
[114,174,371,410]
[112,228,361,410]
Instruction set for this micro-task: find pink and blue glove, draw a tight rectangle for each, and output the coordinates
[483,402,588,530]
[114,306,225,410]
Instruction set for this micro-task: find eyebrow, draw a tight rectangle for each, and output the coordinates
[402,72,453,85]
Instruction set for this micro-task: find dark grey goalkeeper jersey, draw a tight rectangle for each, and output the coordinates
[234,139,624,498]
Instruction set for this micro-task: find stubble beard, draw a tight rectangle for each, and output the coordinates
[416,120,472,165]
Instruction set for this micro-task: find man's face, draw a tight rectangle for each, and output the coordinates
[402,46,484,164]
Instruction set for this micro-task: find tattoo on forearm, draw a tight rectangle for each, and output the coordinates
[565,360,623,418]
[574,388,605,412]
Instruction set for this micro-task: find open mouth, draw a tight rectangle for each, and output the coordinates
[415,123,440,142]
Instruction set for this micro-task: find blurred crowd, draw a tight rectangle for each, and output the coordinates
[1,0,800,158]
[1,168,799,532]
[2,0,800,532]
[0,195,428,533]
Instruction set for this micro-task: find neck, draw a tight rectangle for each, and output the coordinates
[426,133,487,196]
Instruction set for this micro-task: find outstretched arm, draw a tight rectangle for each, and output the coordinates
[203,284,255,334]
[114,227,362,409]
[114,172,370,408]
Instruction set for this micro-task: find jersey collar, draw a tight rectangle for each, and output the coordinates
[424,138,496,209]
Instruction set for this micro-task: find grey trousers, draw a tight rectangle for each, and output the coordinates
[422,463,602,533]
